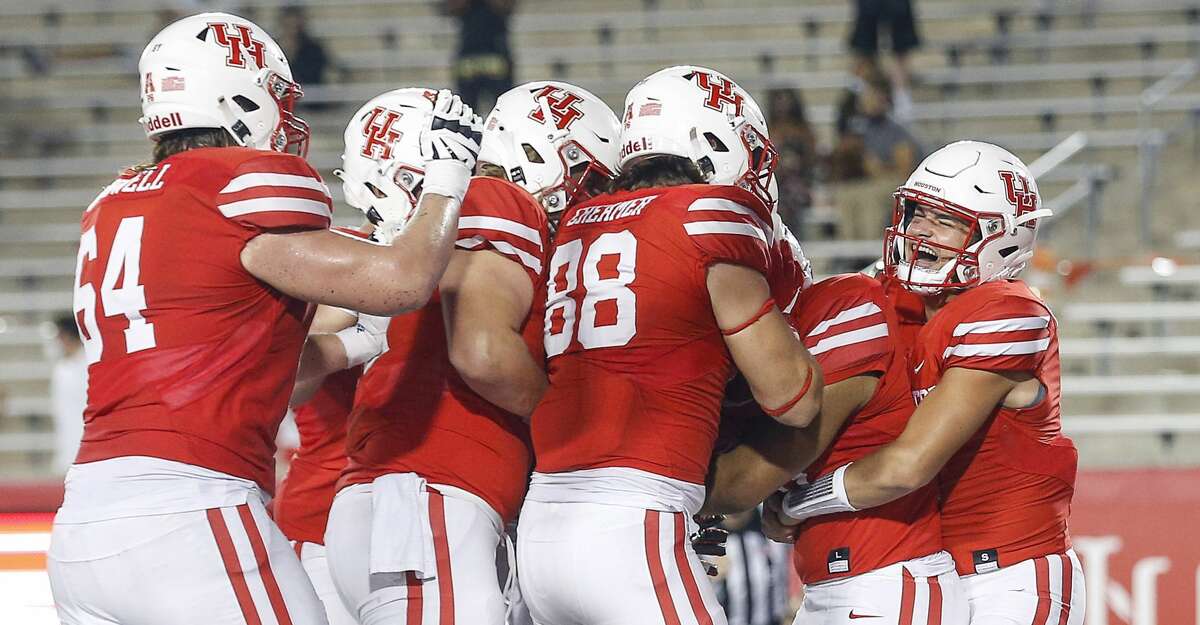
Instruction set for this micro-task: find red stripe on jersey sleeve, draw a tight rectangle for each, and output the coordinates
[794,276,894,385]
[682,196,771,275]
[942,317,1052,373]
[218,153,332,232]
[456,177,550,285]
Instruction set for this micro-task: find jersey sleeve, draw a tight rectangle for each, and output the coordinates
[680,186,772,276]
[456,177,551,285]
[940,296,1053,373]
[770,221,813,314]
[793,275,893,385]
[215,153,333,233]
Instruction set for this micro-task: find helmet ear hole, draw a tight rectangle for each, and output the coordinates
[998,245,1019,258]
[522,143,545,164]
[703,132,729,152]
[232,95,260,113]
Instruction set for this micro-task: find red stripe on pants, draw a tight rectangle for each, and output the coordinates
[644,511,682,625]
[898,569,916,625]
[1056,554,1073,625]
[206,508,263,625]
[407,571,424,625]
[237,504,296,625]
[672,513,715,625]
[1032,557,1052,625]
[926,574,943,625]
[428,489,455,625]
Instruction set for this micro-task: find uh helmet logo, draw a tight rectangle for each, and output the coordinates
[360,106,404,160]
[528,85,586,130]
[208,22,267,69]
[691,71,744,117]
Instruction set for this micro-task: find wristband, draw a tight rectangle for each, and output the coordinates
[335,321,385,368]
[782,463,857,522]
[420,160,471,205]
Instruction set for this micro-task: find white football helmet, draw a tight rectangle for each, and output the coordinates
[335,88,438,233]
[478,81,620,213]
[884,140,1053,295]
[139,13,309,155]
[619,65,777,206]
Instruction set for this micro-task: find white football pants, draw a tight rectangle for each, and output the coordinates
[517,500,727,625]
[48,499,327,625]
[962,550,1085,625]
[794,551,967,625]
[324,481,506,625]
[295,541,358,625]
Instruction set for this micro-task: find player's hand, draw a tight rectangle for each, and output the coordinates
[760,492,798,544]
[334,312,392,368]
[419,89,482,205]
[690,514,728,577]
[690,514,728,557]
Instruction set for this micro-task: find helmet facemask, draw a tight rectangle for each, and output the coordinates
[259,69,309,157]
[734,119,778,207]
[884,190,997,295]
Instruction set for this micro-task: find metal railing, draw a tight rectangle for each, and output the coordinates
[1027,131,1113,258]
[1137,58,1200,246]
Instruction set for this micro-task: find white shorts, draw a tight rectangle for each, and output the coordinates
[517,499,726,625]
[296,542,358,625]
[324,481,506,625]
[48,498,326,625]
[795,551,967,625]
[961,551,1085,625]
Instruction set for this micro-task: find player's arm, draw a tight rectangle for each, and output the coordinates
[440,248,547,418]
[291,306,360,406]
[701,373,879,515]
[243,90,481,316]
[706,263,822,428]
[779,366,1027,524]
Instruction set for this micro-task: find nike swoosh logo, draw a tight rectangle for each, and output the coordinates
[913,361,925,374]
[849,612,882,620]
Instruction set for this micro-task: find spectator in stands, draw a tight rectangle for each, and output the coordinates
[48,314,86,474]
[277,6,330,98]
[848,0,921,120]
[829,69,923,242]
[712,509,794,625]
[767,87,818,233]
[445,0,517,111]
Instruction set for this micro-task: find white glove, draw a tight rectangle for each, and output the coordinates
[334,313,392,368]
[420,89,482,205]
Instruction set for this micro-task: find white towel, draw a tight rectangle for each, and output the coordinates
[369,473,438,580]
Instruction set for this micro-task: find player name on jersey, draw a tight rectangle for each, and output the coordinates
[563,194,656,227]
[86,165,173,211]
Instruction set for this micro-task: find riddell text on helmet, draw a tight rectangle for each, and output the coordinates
[143,112,184,133]
[619,137,653,160]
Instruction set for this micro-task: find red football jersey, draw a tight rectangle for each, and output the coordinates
[879,273,926,359]
[788,275,942,583]
[275,366,360,545]
[74,147,333,492]
[532,184,774,485]
[911,280,1076,575]
[339,176,551,523]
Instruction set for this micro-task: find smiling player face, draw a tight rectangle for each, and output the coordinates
[903,204,977,272]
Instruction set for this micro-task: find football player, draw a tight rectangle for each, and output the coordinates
[515,66,822,625]
[47,13,479,625]
[302,83,620,625]
[774,141,1083,625]
[704,271,969,625]
[275,314,363,625]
